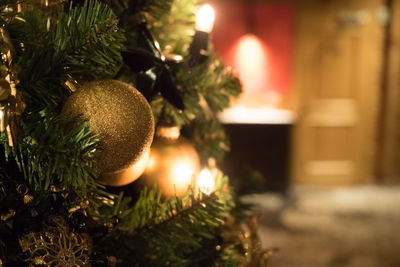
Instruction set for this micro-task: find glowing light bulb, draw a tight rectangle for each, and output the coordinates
[196,169,215,195]
[196,4,215,33]
[173,55,183,62]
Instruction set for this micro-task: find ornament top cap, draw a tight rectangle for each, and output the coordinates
[156,126,180,140]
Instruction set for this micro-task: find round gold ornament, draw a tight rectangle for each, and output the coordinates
[143,126,200,197]
[61,80,155,186]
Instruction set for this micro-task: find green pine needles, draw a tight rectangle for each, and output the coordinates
[94,173,234,266]
[0,0,245,265]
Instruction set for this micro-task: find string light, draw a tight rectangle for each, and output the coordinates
[195,4,215,33]
[196,169,215,195]
[189,4,215,70]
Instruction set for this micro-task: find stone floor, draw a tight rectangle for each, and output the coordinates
[242,186,400,267]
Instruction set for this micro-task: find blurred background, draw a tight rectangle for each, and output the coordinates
[209,0,400,266]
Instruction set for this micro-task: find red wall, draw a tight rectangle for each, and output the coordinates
[212,3,295,96]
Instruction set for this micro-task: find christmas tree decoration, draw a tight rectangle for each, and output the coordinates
[196,168,215,195]
[220,213,276,266]
[0,209,15,222]
[122,21,185,110]
[61,80,155,186]
[16,184,34,204]
[144,126,200,197]
[0,27,23,146]
[188,4,215,70]
[0,0,255,265]
[19,217,92,266]
[1,28,14,87]
[1,28,12,64]
[195,4,215,33]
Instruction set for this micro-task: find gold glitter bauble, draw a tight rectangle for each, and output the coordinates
[61,80,155,186]
[143,126,200,197]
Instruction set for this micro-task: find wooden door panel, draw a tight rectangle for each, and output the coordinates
[305,99,358,127]
[292,0,385,185]
[317,35,361,99]
[314,127,354,160]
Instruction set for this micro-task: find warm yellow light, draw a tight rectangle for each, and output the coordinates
[173,55,183,62]
[0,109,4,120]
[234,34,269,95]
[172,162,193,191]
[237,35,264,68]
[196,169,215,195]
[146,154,156,171]
[143,133,200,197]
[196,4,215,33]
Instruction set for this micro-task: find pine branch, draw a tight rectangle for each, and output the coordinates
[3,114,100,197]
[177,55,242,114]
[149,55,241,160]
[53,0,125,80]
[147,0,198,52]
[93,173,234,266]
[0,0,126,200]
[151,54,241,127]
[137,193,219,234]
[183,117,230,162]
[0,0,19,25]
[15,0,125,113]
[107,0,173,19]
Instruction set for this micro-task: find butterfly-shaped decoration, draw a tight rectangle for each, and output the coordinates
[122,22,185,110]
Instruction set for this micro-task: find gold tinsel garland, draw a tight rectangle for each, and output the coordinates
[0,26,25,147]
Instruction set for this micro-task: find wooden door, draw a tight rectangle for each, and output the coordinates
[292,0,386,185]
[380,0,400,183]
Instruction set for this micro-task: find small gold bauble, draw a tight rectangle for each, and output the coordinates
[143,126,200,197]
[61,80,155,186]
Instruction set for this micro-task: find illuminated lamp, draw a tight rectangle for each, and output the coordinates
[234,33,269,96]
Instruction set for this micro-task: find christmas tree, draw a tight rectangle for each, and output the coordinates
[0,0,272,265]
